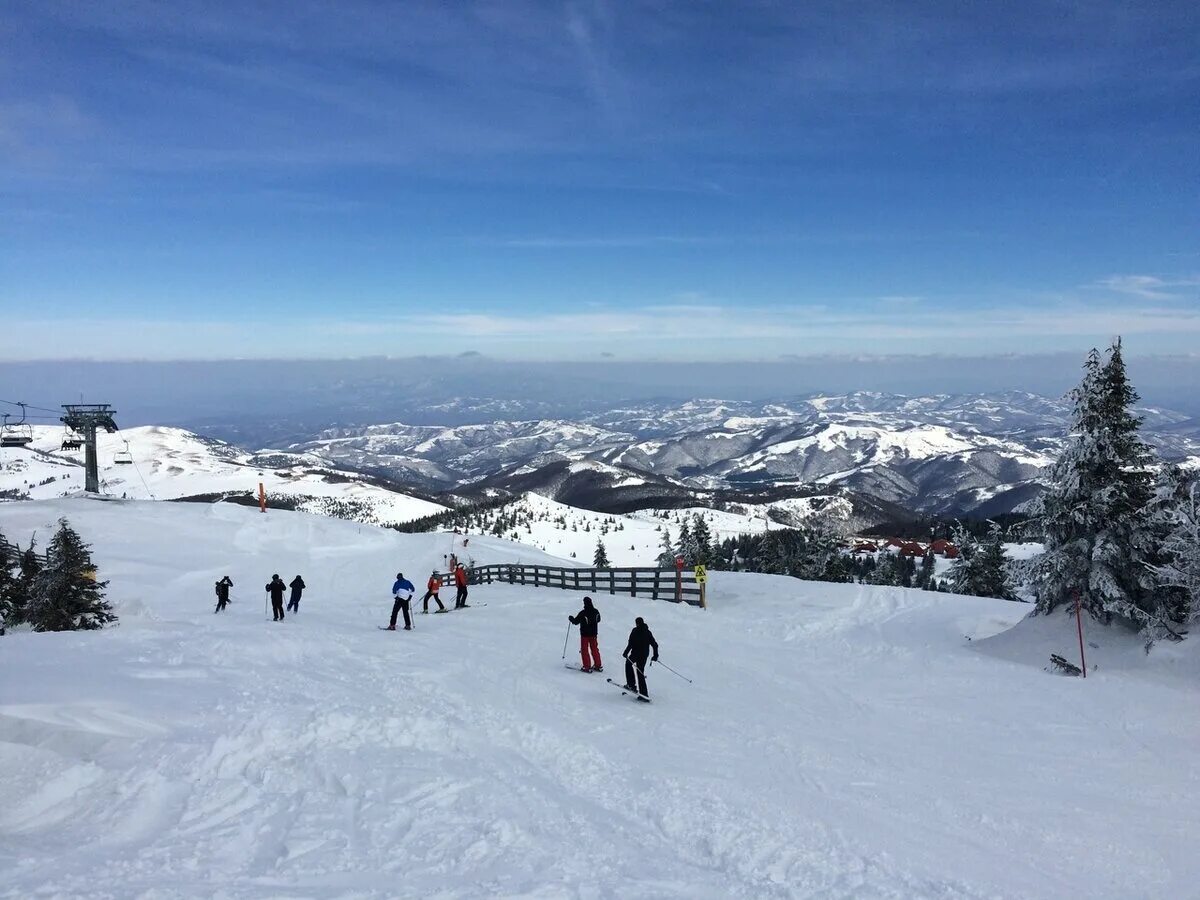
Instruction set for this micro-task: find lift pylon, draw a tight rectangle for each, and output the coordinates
[61,404,119,494]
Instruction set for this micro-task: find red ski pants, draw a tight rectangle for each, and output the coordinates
[580,635,602,669]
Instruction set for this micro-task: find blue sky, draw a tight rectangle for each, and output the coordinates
[2,0,1198,360]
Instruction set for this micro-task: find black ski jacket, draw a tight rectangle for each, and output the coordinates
[570,602,601,637]
[290,576,306,598]
[266,579,286,601]
[215,579,231,602]
[624,624,659,662]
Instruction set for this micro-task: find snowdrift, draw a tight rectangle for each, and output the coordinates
[0,499,1196,898]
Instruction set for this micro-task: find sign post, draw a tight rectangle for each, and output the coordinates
[674,556,684,602]
[694,564,708,609]
[1074,589,1087,678]
[258,473,267,514]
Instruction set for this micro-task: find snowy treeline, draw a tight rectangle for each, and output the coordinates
[1031,339,1199,637]
[0,518,115,634]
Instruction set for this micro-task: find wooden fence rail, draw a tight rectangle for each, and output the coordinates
[436,564,704,606]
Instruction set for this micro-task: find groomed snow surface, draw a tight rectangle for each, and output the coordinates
[1,500,1197,899]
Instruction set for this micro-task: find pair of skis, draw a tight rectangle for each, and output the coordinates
[564,663,651,702]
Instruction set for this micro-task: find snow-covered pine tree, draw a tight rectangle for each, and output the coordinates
[656,527,676,568]
[26,519,116,632]
[1146,467,1200,626]
[676,518,697,566]
[1032,340,1160,629]
[0,529,19,631]
[950,522,1012,600]
[593,538,610,568]
[691,514,712,566]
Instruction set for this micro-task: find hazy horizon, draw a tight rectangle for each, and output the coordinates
[4,352,1199,431]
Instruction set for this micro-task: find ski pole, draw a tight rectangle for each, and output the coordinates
[561,621,574,659]
[656,660,693,683]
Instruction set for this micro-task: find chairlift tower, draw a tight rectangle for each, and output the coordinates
[61,404,119,494]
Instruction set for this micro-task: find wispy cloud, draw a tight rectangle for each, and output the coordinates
[1091,274,1200,301]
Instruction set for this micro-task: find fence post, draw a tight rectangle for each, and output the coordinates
[574,570,579,591]
[609,569,615,595]
[653,570,660,601]
[591,570,597,592]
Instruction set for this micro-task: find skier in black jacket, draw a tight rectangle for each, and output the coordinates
[286,575,306,613]
[568,596,602,672]
[622,617,658,700]
[214,576,233,613]
[266,574,287,621]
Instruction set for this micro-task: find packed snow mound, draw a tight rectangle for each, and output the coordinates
[0,499,1197,898]
[0,425,445,526]
[976,606,1200,681]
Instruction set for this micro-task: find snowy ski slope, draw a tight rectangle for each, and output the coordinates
[0,499,1196,898]
[0,426,444,526]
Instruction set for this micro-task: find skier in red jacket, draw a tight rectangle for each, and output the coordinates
[421,571,446,613]
[454,563,469,609]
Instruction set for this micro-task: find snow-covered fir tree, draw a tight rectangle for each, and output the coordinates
[26,519,116,632]
[1032,339,1161,630]
[676,518,697,566]
[691,515,712,566]
[950,523,1013,600]
[593,538,610,568]
[1146,467,1200,626]
[0,530,19,631]
[656,527,676,568]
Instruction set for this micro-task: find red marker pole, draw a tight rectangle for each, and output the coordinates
[675,556,684,603]
[1074,589,1087,678]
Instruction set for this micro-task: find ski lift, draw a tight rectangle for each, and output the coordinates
[1,404,33,448]
[114,440,133,465]
[61,430,84,451]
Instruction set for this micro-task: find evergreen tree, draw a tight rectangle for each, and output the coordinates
[26,519,116,632]
[691,515,712,566]
[1147,469,1200,626]
[656,527,676,569]
[950,523,1013,600]
[676,518,697,566]
[0,530,19,631]
[915,552,936,591]
[593,538,610,568]
[1032,341,1160,629]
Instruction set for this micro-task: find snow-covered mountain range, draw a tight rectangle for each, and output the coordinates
[279,392,1200,517]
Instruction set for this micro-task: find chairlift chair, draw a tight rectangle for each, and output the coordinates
[61,430,84,451]
[114,441,133,465]
[1,407,33,448]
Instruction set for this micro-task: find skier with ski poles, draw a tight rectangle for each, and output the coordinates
[387,572,415,630]
[421,570,447,614]
[622,617,658,701]
[286,575,306,613]
[453,563,469,609]
[266,574,287,621]
[214,575,233,613]
[568,596,603,672]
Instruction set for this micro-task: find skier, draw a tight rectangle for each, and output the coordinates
[568,596,602,672]
[266,574,287,621]
[453,563,469,609]
[286,575,306,613]
[622,617,658,700]
[214,575,233,613]
[421,570,446,614]
[388,572,415,630]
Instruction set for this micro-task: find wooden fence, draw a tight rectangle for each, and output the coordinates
[436,564,704,606]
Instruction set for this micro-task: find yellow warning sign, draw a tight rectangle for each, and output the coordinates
[693,564,707,584]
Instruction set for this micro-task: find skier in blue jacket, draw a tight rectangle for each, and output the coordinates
[387,572,415,630]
